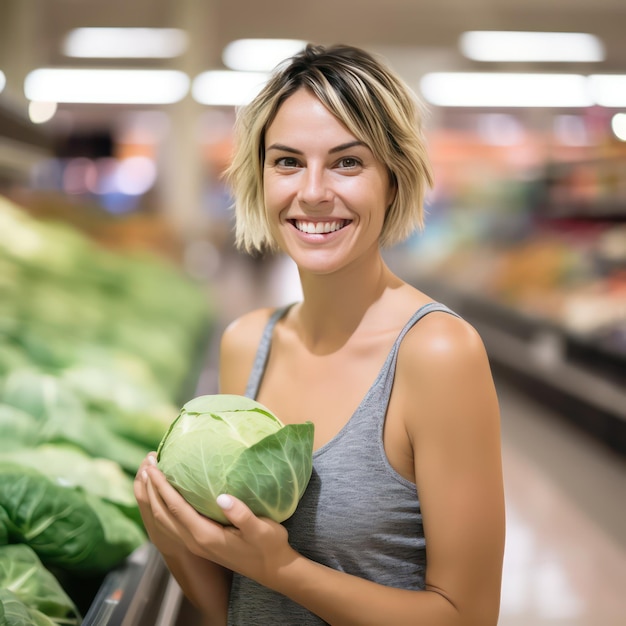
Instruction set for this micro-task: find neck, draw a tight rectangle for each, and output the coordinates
[294,251,401,352]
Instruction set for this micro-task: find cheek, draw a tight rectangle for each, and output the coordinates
[263,174,294,211]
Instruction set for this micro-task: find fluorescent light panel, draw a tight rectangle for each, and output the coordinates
[460,31,605,63]
[420,72,593,108]
[192,70,269,106]
[24,68,190,104]
[63,28,188,58]
[588,75,626,107]
[222,39,307,72]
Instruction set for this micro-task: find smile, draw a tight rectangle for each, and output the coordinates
[292,220,350,234]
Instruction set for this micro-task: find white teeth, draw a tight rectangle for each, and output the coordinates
[295,220,346,234]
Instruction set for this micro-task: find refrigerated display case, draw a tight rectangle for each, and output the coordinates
[81,544,183,626]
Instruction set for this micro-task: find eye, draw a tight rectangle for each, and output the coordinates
[275,156,301,168]
[336,157,361,169]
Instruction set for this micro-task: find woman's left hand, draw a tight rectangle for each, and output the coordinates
[143,464,298,589]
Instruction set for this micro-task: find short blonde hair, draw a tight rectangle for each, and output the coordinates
[225,44,434,254]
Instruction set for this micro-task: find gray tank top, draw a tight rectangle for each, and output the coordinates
[227,302,459,625]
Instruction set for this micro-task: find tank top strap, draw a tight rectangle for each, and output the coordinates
[245,301,460,403]
[244,304,292,399]
[375,302,461,407]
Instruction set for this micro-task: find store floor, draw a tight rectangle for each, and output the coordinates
[201,251,626,626]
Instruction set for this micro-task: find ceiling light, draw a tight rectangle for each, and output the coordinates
[459,31,605,63]
[0,70,5,93]
[24,68,189,104]
[192,70,269,106]
[28,101,58,124]
[589,75,626,107]
[611,113,626,141]
[222,39,307,72]
[419,72,592,108]
[63,28,189,58]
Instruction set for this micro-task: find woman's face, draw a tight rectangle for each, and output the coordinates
[263,88,395,275]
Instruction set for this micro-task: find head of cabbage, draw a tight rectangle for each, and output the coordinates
[157,394,314,524]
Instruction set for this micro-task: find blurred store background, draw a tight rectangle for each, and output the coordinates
[0,0,625,625]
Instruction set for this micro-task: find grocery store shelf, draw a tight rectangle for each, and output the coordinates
[475,320,626,421]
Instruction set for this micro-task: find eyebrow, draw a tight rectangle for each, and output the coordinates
[265,140,367,155]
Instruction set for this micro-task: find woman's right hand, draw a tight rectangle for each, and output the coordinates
[134,453,232,625]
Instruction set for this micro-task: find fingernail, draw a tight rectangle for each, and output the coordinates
[216,494,233,510]
[147,455,157,466]
[141,470,148,482]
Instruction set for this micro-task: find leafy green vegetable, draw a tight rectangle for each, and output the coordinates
[61,364,177,449]
[0,588,63,626]
[0,370,147,472]
[0,406,40,452]
[0,545,80,625]
[0,369,82,422]
[0,462,145,573]
[157,394,314,524]
[0,445,140,525]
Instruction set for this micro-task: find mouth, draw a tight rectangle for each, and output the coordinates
[290,219,351,235]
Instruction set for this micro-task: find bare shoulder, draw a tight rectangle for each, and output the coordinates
[400,309,490,378]
[395,309,499,434]
[219,307,276,395]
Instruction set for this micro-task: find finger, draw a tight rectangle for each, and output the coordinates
[216,494,256,531]
[134,453,158,502]
[144,471,182,537]
[144,464,207,530]
[134,453,157,486]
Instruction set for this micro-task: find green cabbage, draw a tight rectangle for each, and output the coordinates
[0,545,80,625]
[0,444,140,525]
[157,394,314,524]
[0,462,145,573]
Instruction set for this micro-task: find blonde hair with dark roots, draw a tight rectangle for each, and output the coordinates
[225,43,434,254]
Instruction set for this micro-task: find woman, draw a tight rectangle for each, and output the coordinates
[135,44,505,625]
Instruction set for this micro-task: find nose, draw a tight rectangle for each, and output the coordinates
[297,164,331,207]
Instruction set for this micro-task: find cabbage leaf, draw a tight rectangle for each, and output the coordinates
[0,462,145,573]
[157,394,314,524]
[0,544,80,625]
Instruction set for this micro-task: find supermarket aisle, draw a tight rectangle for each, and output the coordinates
[206,252,626,626]
[497,382,626,626]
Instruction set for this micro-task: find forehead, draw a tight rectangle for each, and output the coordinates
[265,88,356,143]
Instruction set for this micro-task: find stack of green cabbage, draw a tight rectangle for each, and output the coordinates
[0,196,213,623]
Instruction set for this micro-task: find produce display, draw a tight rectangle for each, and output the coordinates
[410,228,626,348]
[157,394,314,525]
[0,545,80,626]
[0,195,212,623]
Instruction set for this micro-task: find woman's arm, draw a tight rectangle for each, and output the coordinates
[404,314,506,625]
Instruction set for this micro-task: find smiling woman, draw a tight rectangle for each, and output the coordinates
[227,44,433,255]
[136,43,505,626]
[260,89,396,274]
